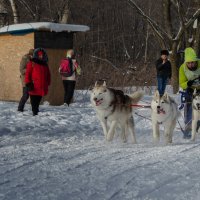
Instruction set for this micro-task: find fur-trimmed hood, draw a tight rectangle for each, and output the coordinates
[32,48,48,65]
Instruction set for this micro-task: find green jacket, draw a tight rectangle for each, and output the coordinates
[20,54,31,87]
[179,60,200,90]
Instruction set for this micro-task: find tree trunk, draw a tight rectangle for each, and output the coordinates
[0,0,7,27]
[60,1,70,23]
[170,42,179,93]
[9,0,19,24]
[193,18,200,55]
[144,23,150,63]
[163,0,172,38]
[35,1,42,21]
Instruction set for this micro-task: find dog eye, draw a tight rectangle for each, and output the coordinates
[104,90,107,92]
[156,101,158,103]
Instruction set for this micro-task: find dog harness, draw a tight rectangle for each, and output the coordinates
[104,104,115,120]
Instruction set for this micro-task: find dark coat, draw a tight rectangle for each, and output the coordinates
[25,59,51,96]
[155,58,172,79]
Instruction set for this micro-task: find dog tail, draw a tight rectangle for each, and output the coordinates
[129,91,144,103]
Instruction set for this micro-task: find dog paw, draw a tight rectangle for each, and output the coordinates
[106,136,112,141]
[122,139,127,143]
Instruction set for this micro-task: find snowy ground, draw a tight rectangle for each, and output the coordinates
[1,90,200,200]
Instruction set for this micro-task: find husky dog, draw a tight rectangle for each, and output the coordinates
[90,81,143,143]
[151,90,178,144]
[191,89,200,141]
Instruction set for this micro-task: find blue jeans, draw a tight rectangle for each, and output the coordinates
[157,76,168,96]
[184,92,192,137]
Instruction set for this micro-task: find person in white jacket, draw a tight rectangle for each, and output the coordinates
[59,49,81,106]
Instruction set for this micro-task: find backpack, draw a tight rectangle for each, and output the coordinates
[59,58,74,77]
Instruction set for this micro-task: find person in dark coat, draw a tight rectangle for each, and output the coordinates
[155,50,172,96]
[18,48,34,112]
[25,48,51,116]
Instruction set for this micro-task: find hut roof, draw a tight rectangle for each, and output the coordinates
[0,22,90,35]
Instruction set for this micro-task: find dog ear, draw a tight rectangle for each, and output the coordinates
[89,85,94,91]
[162,92,169,101]
[155,90,160,98]
[95,81,98,87]
[103,81,107,87]
[193,88,197,98]
[194,88,197,95]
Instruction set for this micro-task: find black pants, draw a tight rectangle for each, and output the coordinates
[18,86,29,111]
[30,95,42,116]
[63,80,76,105]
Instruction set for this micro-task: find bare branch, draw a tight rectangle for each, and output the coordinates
[90,55,122,71]
[121,35,131,60]
[17,0,35,18]
[127,0,172,42]
[175,8,200,40]
[176,0,185,26]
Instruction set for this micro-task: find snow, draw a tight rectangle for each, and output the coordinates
[1,89,200,200]
[0,22,90,34]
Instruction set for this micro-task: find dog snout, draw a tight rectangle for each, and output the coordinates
[93,97,97,101]
[157,106,160,109]
[197,103,200,107]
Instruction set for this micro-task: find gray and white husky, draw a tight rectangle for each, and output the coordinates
[151,90,178,144]
[90,81,143,143]
[191,89,200,141]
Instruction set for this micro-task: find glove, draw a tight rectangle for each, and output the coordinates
[187,80,194,87]
[26,82,34,91]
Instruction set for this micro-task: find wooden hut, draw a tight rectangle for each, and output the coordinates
[0,22,89,105]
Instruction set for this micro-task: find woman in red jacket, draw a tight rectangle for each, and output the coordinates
[25,48,51,116]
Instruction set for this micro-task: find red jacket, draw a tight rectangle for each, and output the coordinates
[25,61,51,96]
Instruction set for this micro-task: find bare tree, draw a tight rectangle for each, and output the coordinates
[60,0,71,23]
[4,0,200,89]
[9,0,19,23]
[17,0,36,19]
[0,0,8,27]
[127,0,200,93]
[193,0,200,54]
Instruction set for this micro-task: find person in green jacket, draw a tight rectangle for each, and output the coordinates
[18,49,34,112]
[179,47,200,139]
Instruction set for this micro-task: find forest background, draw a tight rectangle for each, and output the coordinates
[0,0,200,92]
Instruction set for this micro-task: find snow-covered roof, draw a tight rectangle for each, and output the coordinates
[0,22,90,35]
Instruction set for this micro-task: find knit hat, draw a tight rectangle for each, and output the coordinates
[66,49,74,58]
[160,50,169,56]
[184,47,199,63]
